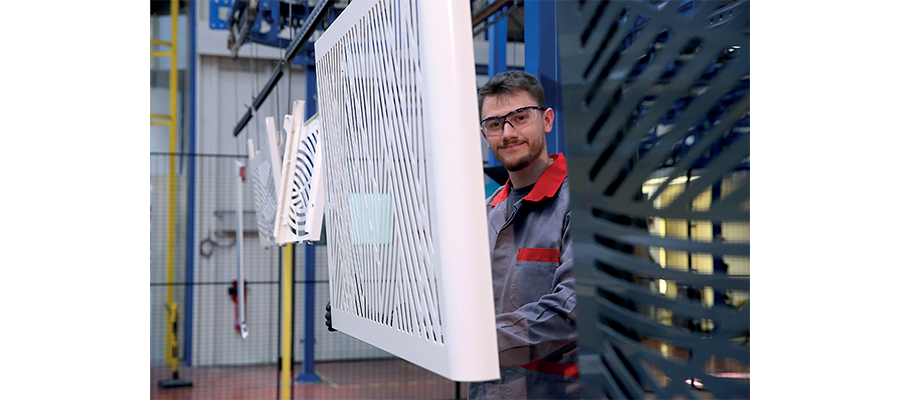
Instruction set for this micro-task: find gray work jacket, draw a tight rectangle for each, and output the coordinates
[469,153,580,400]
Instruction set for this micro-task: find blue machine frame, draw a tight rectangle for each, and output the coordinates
[210,0,323,64]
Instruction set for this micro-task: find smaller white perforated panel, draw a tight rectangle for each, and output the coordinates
[316,0,498,382]
[274,101,325,244]
[247,120,280,248]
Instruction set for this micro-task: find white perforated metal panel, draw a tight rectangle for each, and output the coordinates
[246,118,281,248]
[315,0,499,382]
[274,100,325,244]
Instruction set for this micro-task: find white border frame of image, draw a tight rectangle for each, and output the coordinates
[315,0,499,382]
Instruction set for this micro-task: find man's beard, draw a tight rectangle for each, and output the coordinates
[495,136,545,172]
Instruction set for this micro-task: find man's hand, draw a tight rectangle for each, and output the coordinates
[325,301,337,332]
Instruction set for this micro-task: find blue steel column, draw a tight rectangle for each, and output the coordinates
[296,63,322,383]
[183,0,198,366]
[487,11,507,77]
[524,0,565,156]
[486,2,507,167]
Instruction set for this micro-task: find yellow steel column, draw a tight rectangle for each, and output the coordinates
[165,0,180,374]
[150,0,181,378]
[281,244,294,400]
[152,1,192,388]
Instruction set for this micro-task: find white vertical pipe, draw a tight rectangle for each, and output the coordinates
[236,160,248,338]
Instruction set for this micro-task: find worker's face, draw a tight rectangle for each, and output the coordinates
[481,90,553,172]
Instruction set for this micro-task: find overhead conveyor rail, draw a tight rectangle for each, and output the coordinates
[472,0,514,26]
[231,0,528,139]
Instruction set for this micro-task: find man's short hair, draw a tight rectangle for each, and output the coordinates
[477,70,546,117]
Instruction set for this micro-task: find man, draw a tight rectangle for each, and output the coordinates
[470,70,579,399]
[325,70,579,398]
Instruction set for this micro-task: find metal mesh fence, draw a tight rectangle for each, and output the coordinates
[150,152,462,399]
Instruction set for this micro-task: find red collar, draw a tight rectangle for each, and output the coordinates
[491,153,568,207]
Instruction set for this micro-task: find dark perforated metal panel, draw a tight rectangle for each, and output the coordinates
[559,1,749,398]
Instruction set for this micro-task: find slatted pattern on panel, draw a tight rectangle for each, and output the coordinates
[560,1,750,398]
[317,0,443,343]
[274,101,307,244]
[248,133,279,248]
[287,118,322,238]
